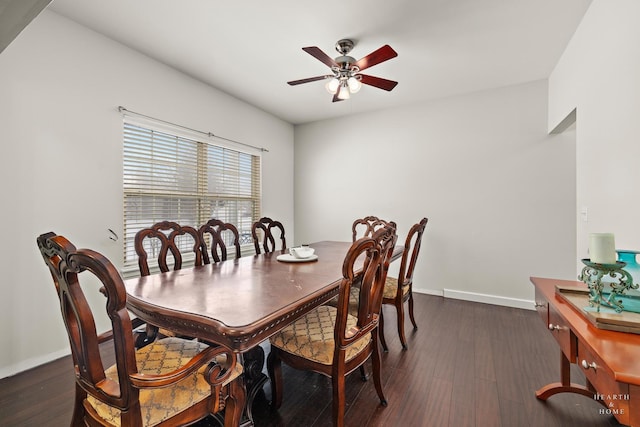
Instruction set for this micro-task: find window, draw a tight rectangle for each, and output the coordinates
[123,122,261,270]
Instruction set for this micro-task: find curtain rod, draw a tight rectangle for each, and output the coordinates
[117,106,269,152]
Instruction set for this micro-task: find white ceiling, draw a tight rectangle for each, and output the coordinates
[46,0,592,125]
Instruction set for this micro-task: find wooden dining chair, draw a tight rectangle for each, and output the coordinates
[251,216,286,255]
[134,221,203,346]
[37,232,245,427]
[347,216,396,316]
[379,217,428,351]
[267,224,397,427]
[198,218,242,263]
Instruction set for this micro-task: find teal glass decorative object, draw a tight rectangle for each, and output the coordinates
[617,250,640,292]
[579,259,638,313]
[599,250,640,313]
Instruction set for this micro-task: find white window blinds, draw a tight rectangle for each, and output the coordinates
[123,122,261,267]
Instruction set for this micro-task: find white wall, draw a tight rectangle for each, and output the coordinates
[0,10,294,378]
[548,0,640,266]
[294,80,577,307]
[7,1,637,381]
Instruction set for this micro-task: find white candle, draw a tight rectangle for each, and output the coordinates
[589,233,616,264]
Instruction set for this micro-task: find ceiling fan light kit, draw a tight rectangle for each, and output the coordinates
[288,38,398,102]
[325,77,340,94]
[347,76,362,93]
[337,83,350,100]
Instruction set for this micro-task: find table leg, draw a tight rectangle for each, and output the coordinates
[241,345,269,425]
[535,350,601,401]
[210,345,269,427]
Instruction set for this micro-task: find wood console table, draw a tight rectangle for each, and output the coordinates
[532,276,640,426]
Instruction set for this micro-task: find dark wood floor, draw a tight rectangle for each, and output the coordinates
[0,294,622,426]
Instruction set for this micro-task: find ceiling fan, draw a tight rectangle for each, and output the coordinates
[287,39,398,102]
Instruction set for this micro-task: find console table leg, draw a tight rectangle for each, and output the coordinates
[560,350,570,386]
[535,351,601,402]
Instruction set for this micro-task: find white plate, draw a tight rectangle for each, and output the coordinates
[276,254,319,263]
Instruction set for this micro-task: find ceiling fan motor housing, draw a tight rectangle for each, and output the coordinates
[334,39,358,72]
[335,56,357,69]
[335,39,355,55]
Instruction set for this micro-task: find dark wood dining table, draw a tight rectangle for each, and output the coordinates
[124,240,403,424]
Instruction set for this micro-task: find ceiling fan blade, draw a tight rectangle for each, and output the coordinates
[359,74,398,91]
[354,45,398,71]
[287,75,331,86]
[302,46,339,68]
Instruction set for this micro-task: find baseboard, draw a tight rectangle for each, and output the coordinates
[414,288,444,297]
[414,287,534,310]
[0,347,70,380]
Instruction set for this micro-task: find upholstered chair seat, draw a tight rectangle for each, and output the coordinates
[88,337,243,427]
[348,277,409,317]
[270,306,371,365]
[382,276,410,300]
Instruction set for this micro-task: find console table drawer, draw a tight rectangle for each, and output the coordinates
[578,340,630,421]
[548,304,576,361]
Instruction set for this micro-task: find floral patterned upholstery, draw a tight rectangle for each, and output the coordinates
[87,337,243,427]
[382,276,410,300]
[270,305,371,365]
[347,276,409,317]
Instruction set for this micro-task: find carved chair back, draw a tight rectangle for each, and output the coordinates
[198,218,242,263]
[37,232,138,413]
[351,216,395,242]
[396,217,428,292]
[251,216,286,255]
[134,221,203,276]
